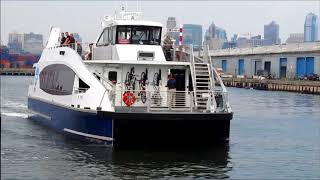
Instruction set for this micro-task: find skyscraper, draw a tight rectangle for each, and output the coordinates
[264,21,280,45]
[183,24,202,48]
[204,22,227,40]
[204,22,227,49]
[8,33,23,54]
[206,22,216,39]
[166,17,177,31]
[304,13,318,42]
[215,27,227,40]
[23,32,43,54]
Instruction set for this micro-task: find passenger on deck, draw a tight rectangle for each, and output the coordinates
[76,41,82,56]
[166,74,176,108]
[60,32,66,45]
[69,33,76,49]
[63,32,70,45]
[64,32,76,49]
[84,43,93,60]
[69,33,75,44]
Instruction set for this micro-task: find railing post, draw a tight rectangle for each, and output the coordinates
[147,91,150,112]
[174,46,176,61]
[92,44,95,60]
[190,91,193,112]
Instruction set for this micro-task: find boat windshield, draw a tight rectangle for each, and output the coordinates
[116,26,161,45]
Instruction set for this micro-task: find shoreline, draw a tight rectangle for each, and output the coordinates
[0,68,34,76]
[221,77,320,95]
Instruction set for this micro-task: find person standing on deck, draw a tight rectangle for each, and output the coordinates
[63,32,70,45]
[76,41,82,56]
[60,32,66,45]
[166,74,176,108]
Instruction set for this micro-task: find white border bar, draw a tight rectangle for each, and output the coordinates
[63,128,113,141]
[29,109,51,120]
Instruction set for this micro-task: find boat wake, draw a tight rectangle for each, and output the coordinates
[1,112,29,119]
[1,98,32,119]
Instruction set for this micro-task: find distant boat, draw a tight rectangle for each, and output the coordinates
[28,10,233,148]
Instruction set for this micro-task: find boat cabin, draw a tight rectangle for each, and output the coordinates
[40,11,229,113]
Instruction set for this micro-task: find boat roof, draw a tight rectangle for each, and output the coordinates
[102,11,163,28]
[104,19,163,27]
[84,60,190,66]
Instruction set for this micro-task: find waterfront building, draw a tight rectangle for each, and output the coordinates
[8,33,23,54]
[183,24,202,48]
[210,42,320,79]
[23,32,43,54]
[264,21,281,45]
[304,13,318,42]
[286,33,304,44]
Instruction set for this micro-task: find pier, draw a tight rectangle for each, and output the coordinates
[0,68,35,76]
[222,77,320,94]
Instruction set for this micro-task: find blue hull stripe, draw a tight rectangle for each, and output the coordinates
[28,97,113,144]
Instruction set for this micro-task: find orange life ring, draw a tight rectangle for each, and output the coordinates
[122,92,136,107]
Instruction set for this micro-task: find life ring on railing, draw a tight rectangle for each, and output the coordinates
[122,92,136,107]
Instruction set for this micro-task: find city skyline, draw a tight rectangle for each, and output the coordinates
[1,1,319,45]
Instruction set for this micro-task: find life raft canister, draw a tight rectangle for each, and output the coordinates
[122,91,136,107]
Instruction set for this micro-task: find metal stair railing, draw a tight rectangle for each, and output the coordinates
[188,44,199,109]
[203,45,217,111]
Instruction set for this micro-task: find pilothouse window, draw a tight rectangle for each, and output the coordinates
[116,26,161,45]
[97,28,110,46]
[132,26,149,44]
[117,26,131,44]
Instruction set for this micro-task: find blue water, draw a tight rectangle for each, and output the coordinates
[1,76,320,179]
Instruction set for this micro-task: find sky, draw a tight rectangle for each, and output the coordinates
[1,1,320,45]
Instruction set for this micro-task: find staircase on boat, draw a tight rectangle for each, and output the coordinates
[189,46,215,111]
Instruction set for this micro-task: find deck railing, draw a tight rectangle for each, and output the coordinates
[47,43,93,60]
[110,89,228,113]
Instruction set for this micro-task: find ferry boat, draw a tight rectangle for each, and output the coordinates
[27,10,233,148]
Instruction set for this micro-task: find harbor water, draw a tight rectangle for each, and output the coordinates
[1,76,320,179]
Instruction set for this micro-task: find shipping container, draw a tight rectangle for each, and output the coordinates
[0,60,10,68]
[17,55,26,61]
[10,62,19,68]
[8,54,19,62]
